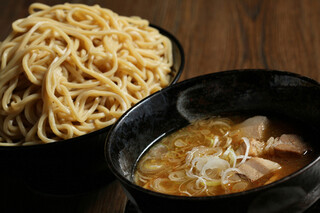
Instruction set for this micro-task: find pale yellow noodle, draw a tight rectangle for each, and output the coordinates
[0,3,173,145]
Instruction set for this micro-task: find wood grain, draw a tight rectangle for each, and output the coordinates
[1,0,320,212]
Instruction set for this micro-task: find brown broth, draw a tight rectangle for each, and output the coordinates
[134,115,315,197]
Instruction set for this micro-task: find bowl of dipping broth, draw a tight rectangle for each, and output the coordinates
[0,3,184,195]
[106,69,320,213]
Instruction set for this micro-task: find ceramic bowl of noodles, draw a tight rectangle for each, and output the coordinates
[106,69,320,213]
[0,3,184,194]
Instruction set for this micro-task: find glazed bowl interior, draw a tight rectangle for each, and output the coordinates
[106,69,320,213]
[0,25,184,195]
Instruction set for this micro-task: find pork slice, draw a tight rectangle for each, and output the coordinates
[237,157,281,182]
[274,134,308,155]
[236,138,265,157]
[234,116,269,141]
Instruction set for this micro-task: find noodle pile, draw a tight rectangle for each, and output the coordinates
[0,3,173,145]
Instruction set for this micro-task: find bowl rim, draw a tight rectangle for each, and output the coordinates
[0,24,185,150]
[106,69,320,200]
[150,24,185,85]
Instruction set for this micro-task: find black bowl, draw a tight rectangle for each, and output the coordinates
[0,25,184,195]
[106,69,320,213]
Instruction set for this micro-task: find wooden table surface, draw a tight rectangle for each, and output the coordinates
[1,0,320,212]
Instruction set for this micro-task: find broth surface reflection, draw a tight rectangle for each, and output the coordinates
[134,115,314,196]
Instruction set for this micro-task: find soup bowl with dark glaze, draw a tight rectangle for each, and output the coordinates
[106,69,320,213]
[0,25,184,195]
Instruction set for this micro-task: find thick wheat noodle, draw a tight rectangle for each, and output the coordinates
[0,3,173,145]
